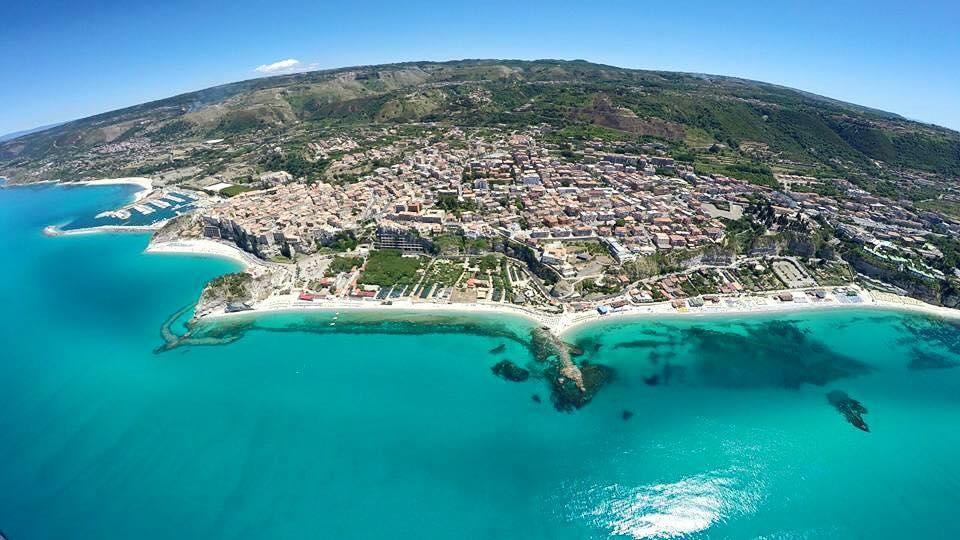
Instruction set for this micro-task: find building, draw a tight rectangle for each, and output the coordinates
[375,225,432,252]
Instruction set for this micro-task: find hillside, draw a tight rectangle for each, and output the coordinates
[2,59,958,192]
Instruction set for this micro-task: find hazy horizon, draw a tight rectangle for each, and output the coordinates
[1,0,958,135]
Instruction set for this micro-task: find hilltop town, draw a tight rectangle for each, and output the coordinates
[147,122,960,320]
[3,60,958,317]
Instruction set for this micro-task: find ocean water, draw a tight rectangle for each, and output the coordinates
[1,184,960,539]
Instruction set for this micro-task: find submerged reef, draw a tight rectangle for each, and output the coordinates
[900,318,960,357]
[908,348,960,370]
[681,321,872,388]
[491,360,530,382]
[827,390,869,432]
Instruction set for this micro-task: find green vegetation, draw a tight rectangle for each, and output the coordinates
[319,231,359,252]
[328,255,363,274]
[204,272,252,301]
[435,194,478,213]
[431,233,490,255]
[917,199,960,220]
[2,59,959,193]
[724,216,767,254]
[476,254,501,272]
[421,259,465,287]
[260,150,330,179]
[696,161,779,188]
[220,184,255,197]
[358,249,423,287]
[576,278,620,296]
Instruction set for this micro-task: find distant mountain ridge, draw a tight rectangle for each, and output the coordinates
[1,59,957,183]
[0,121,65,143]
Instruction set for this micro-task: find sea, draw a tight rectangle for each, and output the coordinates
[1,182,960,539]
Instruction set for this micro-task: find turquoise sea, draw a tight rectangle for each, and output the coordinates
[2,183,960,539]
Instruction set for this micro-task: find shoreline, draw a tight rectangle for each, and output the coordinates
[145,238,255,270]
[68,177,154,203]
[203,294,556,328]
[556,290,960,336]
[38,176,183,236]
[142,235,960,335]
[196,288,960,336]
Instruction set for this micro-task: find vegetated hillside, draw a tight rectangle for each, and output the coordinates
[1,59,958,185]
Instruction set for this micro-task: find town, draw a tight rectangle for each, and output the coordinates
[145,123,960,317]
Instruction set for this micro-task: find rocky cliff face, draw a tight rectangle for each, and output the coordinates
[152,213,201,243]
[844,251,960,308]
[193,272,254,319]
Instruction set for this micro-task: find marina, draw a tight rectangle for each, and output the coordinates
[61,186,201,231]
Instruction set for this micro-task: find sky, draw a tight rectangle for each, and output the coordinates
[1,0,958,135]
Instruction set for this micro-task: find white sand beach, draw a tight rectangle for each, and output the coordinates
[142,235,960,334]
[145,238,256,269]
[200,285,960,336]
[71,177,154,202]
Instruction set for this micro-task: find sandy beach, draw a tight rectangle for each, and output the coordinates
[199,286,960,336]
[70,177,154,202]
[145,238,257,269]
[142,235,960,334]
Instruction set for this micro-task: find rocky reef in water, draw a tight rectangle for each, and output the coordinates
[491,359,530,382]
[529,327,561,363]
[549,360,614,411]
[489,343,506,354]
[908,348,960,370]
[900,318,960,356]
[827,390,869,432]
[681,320,872,388]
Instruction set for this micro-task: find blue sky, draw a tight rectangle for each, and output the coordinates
[1,0,958,135]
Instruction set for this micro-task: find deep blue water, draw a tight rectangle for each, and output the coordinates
[1,183,960,539]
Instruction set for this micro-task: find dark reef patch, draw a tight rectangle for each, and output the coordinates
[549,360,614,411]
[614,338,677,350]
[571,336,603,355]
[491,359,530,382]
[661,362,685,386]
[681,320,872,388]
[621,410,634,421]
[643,374,660,386]
[908,348,960,370]
[531,393,542,403]
[900,318,960,357]
[827,390,869,432]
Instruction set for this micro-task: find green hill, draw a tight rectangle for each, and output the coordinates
[2,59,958,185]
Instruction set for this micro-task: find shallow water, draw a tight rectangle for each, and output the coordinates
[1,184,959,539]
